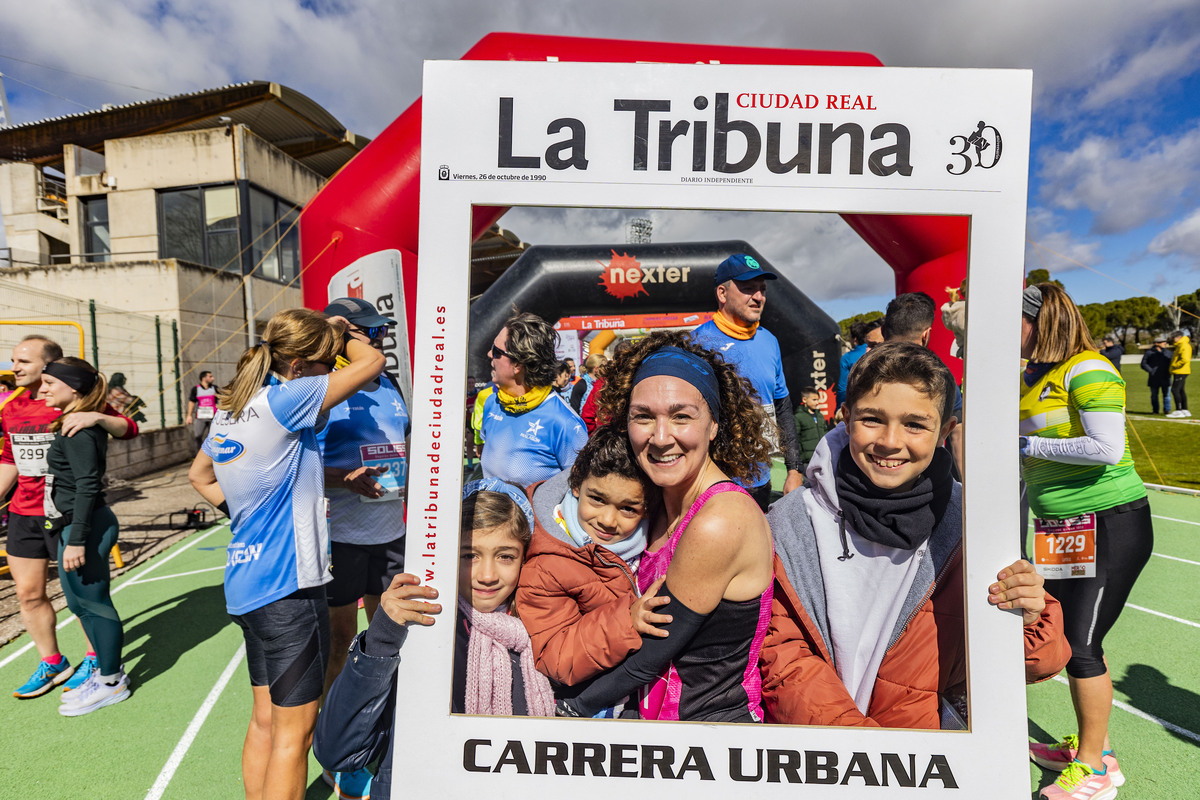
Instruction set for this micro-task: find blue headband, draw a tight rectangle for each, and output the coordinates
[631,346,720,423]
[463,478,534,535]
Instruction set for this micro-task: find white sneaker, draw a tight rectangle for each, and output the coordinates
[1184,410,1193,418]
[60,666,96,703]
[59,670,130,716]
[1166,410,1184,418]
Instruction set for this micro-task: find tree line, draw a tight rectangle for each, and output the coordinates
[836,272,1198,349]
[1026,269,1198,348]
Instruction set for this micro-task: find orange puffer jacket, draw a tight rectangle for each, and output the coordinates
[761,533,1070,729]
[515,472,643,686]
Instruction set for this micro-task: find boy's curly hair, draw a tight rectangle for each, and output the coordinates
[594,331,773,484]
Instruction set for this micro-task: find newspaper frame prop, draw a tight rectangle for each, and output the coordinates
[396,60,1032,798]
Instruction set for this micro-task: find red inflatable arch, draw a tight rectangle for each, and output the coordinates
[299,33,967,382]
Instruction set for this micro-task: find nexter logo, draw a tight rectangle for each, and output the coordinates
[211,434,245,464]
[598,250,692,301]
[227,543,263,566]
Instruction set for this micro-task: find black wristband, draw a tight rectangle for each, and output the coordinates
[217,501,230,517]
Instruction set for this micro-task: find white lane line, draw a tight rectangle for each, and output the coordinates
[1154,552,1200,566]
[1052,675,1200,745]
[0,524,229,671]
[144,643,246,800]
[1153,514,1200,527]
[125,565,226,586]
[1127,603,1200,630]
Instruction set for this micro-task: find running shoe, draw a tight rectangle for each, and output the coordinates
[59,670,130,717]
[1030,734,1078,770]
[1166,410,1185,418]
[1038,760,1116,800]
[1030,736,1124,786]
[13,657,73,698]
[61,654,99,693]
[1101,752,1125,788]
[334,768,373,800]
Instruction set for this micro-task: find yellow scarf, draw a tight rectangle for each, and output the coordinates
[497,384,553,415]
[712,309,758,340]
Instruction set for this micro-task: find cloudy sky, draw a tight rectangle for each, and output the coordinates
[2,0,1198,321]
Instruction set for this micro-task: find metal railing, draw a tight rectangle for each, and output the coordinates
[0,278,184,431]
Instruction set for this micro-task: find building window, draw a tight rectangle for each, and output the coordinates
[81,196,110,262]
[158,186,241,270]
[248,187,301,283]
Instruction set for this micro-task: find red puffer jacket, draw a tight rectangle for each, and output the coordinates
[515,476,643,686]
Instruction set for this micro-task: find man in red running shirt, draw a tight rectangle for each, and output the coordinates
[2,335,138,698]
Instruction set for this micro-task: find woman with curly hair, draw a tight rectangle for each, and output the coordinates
[479,312,587,487]
[556,331,776,722]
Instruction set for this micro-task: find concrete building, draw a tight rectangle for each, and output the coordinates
[0,81,369,394]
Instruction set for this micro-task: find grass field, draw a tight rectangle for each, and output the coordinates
[1121,361,1199,490]
[1,485,1197,799]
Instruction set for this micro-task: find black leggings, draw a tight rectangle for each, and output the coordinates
[1171,375,1188,412]
[1044,499,1153,679]
[59,505,124,676]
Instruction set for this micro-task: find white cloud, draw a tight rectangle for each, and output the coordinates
[1037,124,1200,234]
[1024,207,1102,272]
[1080,31,1200,111]
[1149,208,1200,257]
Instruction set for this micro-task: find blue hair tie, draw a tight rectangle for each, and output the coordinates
[463,478,534,534]
[631,346,721,423]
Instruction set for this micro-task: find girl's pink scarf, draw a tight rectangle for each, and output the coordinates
[459,598,555,717]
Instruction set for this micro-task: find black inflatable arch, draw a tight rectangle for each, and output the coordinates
[468,240,841,406]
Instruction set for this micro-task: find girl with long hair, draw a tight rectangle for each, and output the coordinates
[38,357,126,717]
[315,479,553,798]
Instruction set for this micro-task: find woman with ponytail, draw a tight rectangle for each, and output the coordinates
[37,357,127,717]
[188,307,384,800]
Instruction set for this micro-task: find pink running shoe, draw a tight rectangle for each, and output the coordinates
[1030,736,1125,788]
[1029,735,1078,771]
[1038,760,1117,800]
[1102,752,1124,788]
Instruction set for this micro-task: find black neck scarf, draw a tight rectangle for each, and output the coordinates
[1023,361,1056,387]
[834,445,953,551]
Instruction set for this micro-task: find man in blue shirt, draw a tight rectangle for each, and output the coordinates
[692,253,803,510]
[318,299,411,689]
[317,297,411,798]
[837,319,882,406]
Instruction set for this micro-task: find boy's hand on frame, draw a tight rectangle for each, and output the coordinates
[988,559,1046,626]
[380,573,441,627]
